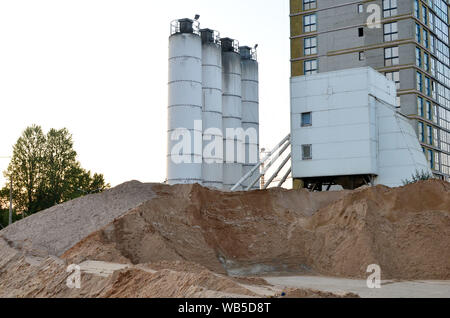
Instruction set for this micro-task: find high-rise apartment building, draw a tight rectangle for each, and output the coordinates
[290,0,450,181]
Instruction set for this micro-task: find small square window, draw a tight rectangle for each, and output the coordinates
[358,27,364,37]
[358,4,364,13]
[359,51,365,61]
[304,59,318,75]
[304,37,317,55]
[303,0,317,10]
[303,14,317,33]
[384,22,398,42]
[383,0,398,18]
[302,145,312,160]
[384,46,399,66]
[301,112,312,126]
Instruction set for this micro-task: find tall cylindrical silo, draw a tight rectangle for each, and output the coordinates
[167,19,203,185]
[240,46,260,190]
[200,29,223,189]
[221,38,243,190]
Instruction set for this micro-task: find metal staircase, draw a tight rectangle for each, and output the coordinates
[231,134,291,191]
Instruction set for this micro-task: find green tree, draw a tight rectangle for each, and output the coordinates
[37,128,78,209]
[5,125,45,214]
[0,187,21,229]
[3,125,110,217]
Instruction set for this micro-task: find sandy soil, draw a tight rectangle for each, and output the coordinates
[0,180,449,298]
[0,181,157,256]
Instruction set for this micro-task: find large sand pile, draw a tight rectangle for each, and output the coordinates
[62,181,450,280]
[0,180,449,297]
[0,181,157,256]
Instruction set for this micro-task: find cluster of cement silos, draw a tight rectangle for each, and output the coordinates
[167,18,259,190]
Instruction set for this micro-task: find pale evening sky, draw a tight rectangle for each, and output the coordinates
[0,0,290,187]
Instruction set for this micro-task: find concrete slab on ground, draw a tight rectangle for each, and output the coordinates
[264,276,450,298]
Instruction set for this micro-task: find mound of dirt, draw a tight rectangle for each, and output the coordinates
[0,180,449,298]
[62,184,346,274]
[63,181,450,280]
[303,180,450,279]
[281,287,359,298]
[0,181,157,256]
[0,254,357,298]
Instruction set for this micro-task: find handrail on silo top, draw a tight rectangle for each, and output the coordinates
[251,48,257,61]
[240,46,258,61]
[232,39,240,53]
[200,28,221,45]
[170,19,201,36]
[221,37,240,53]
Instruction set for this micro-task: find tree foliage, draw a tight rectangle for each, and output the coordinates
[2,125,110,217]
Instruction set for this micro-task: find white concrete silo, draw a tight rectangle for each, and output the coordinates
[240,46,260,190]
[200,29,223,189]
[221,38,243,190]
[167,19,203,185]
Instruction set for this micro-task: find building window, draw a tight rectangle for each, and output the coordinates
[416,24,421,43]
[303,0,317,10]
[304,37,317,55]
[425,77,431,96]
[386,71,400,89]
[426,101,433,121]
[428,125,433,145]
[424,52,430,72]
[434,0,448,22]
[384,46,399,66]
[417,72,423,91]
[383,0,398,18]
[418,96,424,117]
[423,29,429,48]
[302,145,312,160]
[414,0,420,18]
[301,112,312,127]
[430,34,435,53]
[428,149,434,169]
[429,11,435,31]
[384,22,398,42]
[304,59,318,75]
[432,103,438,123]
[416,47,422,67]
[358,4,364,13]
[434,127,439,147]
[419,122,425,142]
[359,51,365,61]
[303,14,317,32]
[422,6,428,25]
[358,27,364,37]
[431,57,436,76]
[431,81,436,99]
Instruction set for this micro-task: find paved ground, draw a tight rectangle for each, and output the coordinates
[77,260,450,298]
[264,276,450,298]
